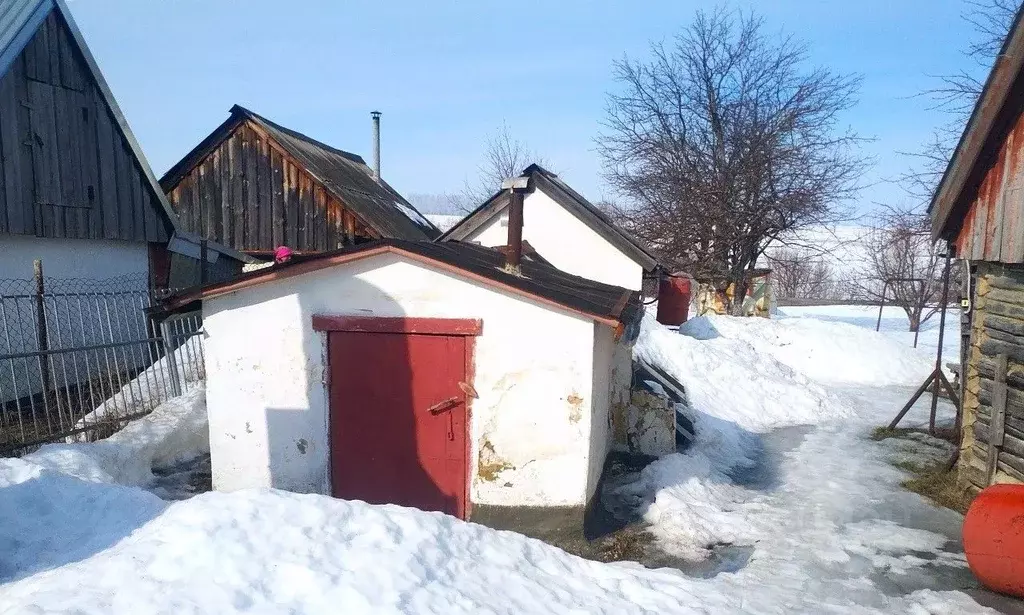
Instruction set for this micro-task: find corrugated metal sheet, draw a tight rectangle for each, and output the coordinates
[239,106,439,241]
[0,0,49,76]
[955,102,1024,263]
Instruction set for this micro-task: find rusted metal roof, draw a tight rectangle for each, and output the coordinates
[161,106,439,242]
[929,4,1024,250]
[157,239,641,327]
[440,164,658,271]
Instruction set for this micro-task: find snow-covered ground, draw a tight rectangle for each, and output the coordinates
[0,306,997,614]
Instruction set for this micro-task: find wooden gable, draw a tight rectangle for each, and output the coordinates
[166,119,377,254]
[0,9,171,242]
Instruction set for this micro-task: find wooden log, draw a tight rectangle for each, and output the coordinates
[980,295,1024,322]
[984,326,1024,348]
[985,270,1024,293]
[975,422,1024,458]
[998,454,1024,482]
[982,286,1024,307]
[983,313,1024,337]
[978,379,1024,420]
[976,410,1024,442]
[965,452,990,490]
[987,354,1009,485]
[977,356,1024,389]
[980,338,1024,365]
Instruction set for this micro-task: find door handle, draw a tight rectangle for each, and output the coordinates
[427,397,460,415]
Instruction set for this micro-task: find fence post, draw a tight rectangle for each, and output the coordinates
[160,318,183,397]
[33,260,54,400]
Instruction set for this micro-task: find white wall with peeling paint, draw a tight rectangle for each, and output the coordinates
[465,187,645,291]
[202,252,622,508]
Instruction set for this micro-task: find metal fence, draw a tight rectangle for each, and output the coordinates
[0,270,203,455]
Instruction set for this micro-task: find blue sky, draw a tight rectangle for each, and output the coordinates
[66,0,985,215]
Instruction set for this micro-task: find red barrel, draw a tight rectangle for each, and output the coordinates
[963,483,1024,597]
[656,274,691,326]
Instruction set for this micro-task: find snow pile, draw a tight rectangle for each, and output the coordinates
[72,342,205,438]
[0,487,990,614]
[28,385,207,487]
[0,386,208,582]
[680,314,934,386]
[636,313,852,435]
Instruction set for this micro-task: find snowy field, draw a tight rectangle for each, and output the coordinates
[0,305,998,614]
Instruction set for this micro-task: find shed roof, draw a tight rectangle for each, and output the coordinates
[0,0,182,236]
[160,105,440,241]
[929,4,1024,240]
[158,239,640,326]
[440,164,658,271]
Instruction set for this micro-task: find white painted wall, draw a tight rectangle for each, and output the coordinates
[203,253,610,507]
[465,188,645,291]
[0,233,149,280]
[0,234,151,403]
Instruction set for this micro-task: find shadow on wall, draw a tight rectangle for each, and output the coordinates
[261,272,458,516]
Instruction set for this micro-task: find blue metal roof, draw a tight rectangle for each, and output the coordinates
[0,0,50,77]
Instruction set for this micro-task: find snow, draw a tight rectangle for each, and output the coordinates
[0,306,998,613]
[636,312,852,435]
[0,386,208,584]
[26,385,207,487]
[425,213,464,232]
[395,200,437,230]
[679,312,934,386]
[71,341,205,440]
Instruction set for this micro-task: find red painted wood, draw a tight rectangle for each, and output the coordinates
[656,275,691,326]
[313,315,481,336]
[328,330,469,518]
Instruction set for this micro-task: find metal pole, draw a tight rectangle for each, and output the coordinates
[928,243,954,434]
[32,260,53,402]
[876,281,888,332]
[160,319,183,397]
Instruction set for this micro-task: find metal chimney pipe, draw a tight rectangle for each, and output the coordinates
[506,191,524,270]
[371,110,381,184]
[500,176,530,273]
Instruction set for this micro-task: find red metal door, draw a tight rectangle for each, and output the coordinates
[328,330,469,518]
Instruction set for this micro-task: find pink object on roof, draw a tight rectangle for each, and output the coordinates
[274,246,294,263]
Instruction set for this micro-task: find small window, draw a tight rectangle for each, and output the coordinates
[499,215,509,228]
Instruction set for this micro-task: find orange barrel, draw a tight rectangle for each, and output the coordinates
[963,483,1024,597]
[656,274,691,326]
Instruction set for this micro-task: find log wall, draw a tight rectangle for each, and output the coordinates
[961,261,1024,489]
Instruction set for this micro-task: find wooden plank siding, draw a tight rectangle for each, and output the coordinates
[954,85,1024,263]
[960,261,1024,490]
[165,118,378,253]
[0,10,169,243]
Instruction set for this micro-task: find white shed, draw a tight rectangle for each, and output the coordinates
[440,164,659,291]
[163,239,642,520]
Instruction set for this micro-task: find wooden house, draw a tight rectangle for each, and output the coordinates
[159,106,440,258]
[440,164,658,291]
[0,0,247,288]
[929,6,1024,490]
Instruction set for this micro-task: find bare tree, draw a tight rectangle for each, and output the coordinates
[902,0,1019,198]
[860,207,949,332]
[599,8,868,314]
[449,122,546,212]
[765,250,837,300]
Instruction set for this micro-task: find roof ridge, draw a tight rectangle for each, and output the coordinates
[231,105,367,166]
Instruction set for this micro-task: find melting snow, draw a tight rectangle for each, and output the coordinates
[0,308,999,613]
[395,200,435,229]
